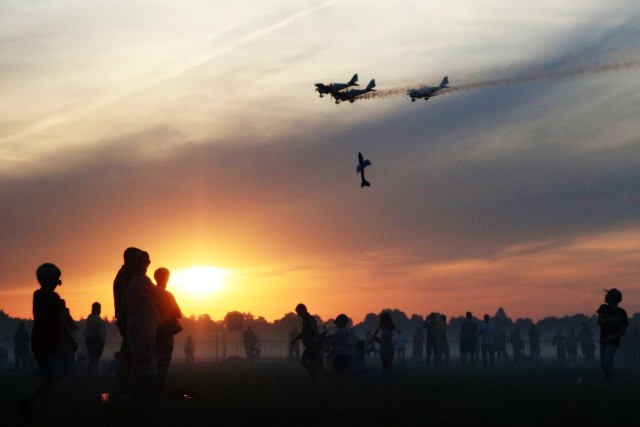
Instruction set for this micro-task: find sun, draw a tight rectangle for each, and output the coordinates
[170,266,231,297]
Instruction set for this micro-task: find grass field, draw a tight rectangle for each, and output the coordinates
[3,360,640,426]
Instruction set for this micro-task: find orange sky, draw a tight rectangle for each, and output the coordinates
[2,1,640,324]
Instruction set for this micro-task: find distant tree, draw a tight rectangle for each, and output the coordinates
[224,311,245,332]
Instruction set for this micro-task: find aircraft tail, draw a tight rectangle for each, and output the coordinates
[440,76,449,88]
[361,179,370,187]
[349,74,359,85]
[365,79,376,91]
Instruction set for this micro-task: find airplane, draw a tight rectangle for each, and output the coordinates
[314,74,359,98]
[407,76,449,102]
[357,152,371,187]
[331,79,376,104]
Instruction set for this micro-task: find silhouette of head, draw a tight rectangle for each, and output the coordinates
[130,251,150,276]
[379,313,396,330]
[36,263,61,288]
[604,288,622,304]
[483,314,490,323]
[154,267,170,289]
[295,304,308,316]
[123,247,142,264]
[466,311,472,319]
[334,314,349,328]
[91,302,101,315]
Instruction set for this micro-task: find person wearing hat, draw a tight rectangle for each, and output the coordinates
[331,314,353,379]
[597,288,629,396]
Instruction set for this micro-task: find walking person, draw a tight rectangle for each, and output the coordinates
[372,313,396,379]
[478,314,496,367]
[459,312,478,365]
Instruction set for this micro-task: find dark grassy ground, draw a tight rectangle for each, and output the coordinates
[3,360,640,426]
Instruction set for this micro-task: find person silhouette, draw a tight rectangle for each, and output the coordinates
[13,322,30,373]
[459,312,478,365]
[243,326,260,360]
[372,313,396,379]
[291,303,323,382]
[184,334,195,363]
[566,330,578,363]
[528,324,541,361]
[552,330,566,362]
[85,302,106,377]
[510,327,524,363]
[412,326,424,361]
[18,263,78,418]
[597,288,628,396]
[113,247,142,398]
[153,267,182,399]
[478,314,496,367]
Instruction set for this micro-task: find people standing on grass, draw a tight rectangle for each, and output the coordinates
[184,334,195,363]
[423,313,438,366]
[528,323,541,361]
[153,267,183,399]
[393,330,407,367]
[435,315,449,366]
[113,247,143,397]
[19,263,78,418]
[412,326,424,360]
[552,330,567,362]
[13,322,30,373]
[292,303,323,382]
[579,322,596,364]
[566,330,578,363]
[330,314,353,379]
[372,313,396,379]
[86,302,106,377]
[125,250,161,401]
[597,288,628,396]
[243,326,261,360]
[478,314,496,367]
[459,312,478,365]
[510,327,524,362]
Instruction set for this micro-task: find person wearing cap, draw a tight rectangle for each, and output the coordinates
[330,314,353,378]
[597,288,628,396]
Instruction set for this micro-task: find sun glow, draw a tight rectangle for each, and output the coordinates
[170,266,231,297]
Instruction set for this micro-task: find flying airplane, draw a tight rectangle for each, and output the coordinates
[407,76,449,102]
[331,79,376,104]
[314,74,359,98]
[357,152,371,187]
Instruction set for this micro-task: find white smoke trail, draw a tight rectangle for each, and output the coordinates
[360,58,640,101]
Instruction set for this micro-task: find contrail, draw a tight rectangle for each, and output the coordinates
[361,58,640,101]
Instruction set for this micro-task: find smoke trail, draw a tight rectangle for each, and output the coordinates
[360,58,640,101]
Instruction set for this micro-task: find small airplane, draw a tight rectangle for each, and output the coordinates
[357,152,371,187]
[332,79,376,104]
[407,76,449,102]
[314,74,359,98]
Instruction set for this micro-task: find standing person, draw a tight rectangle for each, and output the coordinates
[242,326,260,360]
[184,334,195,363]
[18,263,78,418]
[113,247,142,398]
[412,326,424,361]
[13,322,30,373]
[85,302,106,377]
[330,314,353,380]
[372,313,396,379]
[291,303,322,382]
[597,288,628,396]
[459,312,478,365]
[478,314,496,367]
[566,330,579,363]
[125,251,161,401]
[435,315,449,366]
[495,328,508,362]
[510,327,524,363]
[153,267,182,399]
[423,313,438,366]
[393,330,407,367]
[579,322,596,364]
[552,330,567,362]
[288,326,300,361]
[528,324,541,361]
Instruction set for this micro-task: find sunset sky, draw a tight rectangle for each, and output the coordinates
[2,1,640,323]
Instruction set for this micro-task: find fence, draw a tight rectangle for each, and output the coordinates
[97,339,599,362]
